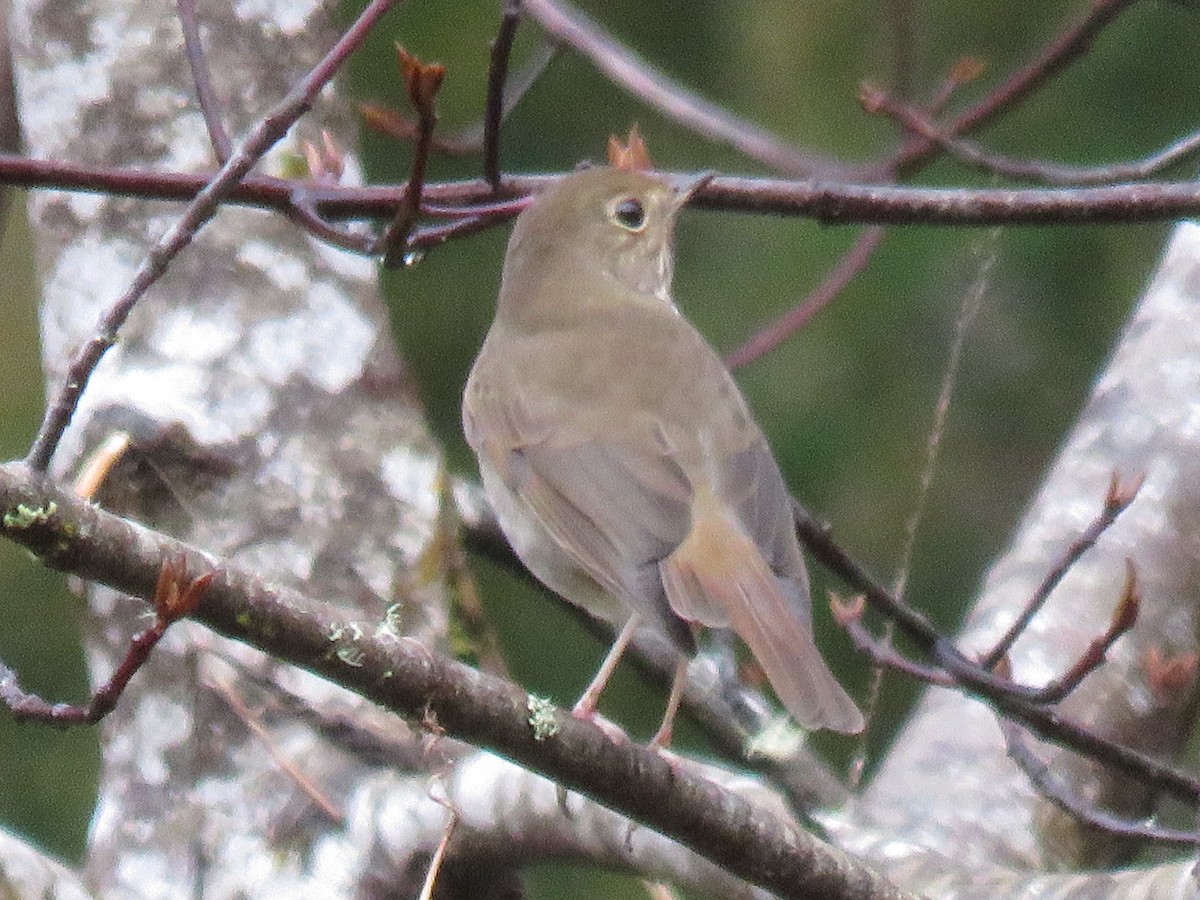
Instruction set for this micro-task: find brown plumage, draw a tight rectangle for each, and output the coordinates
[463,166,862,734]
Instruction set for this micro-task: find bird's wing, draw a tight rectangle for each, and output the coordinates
[513,435,697,653]
[467,375,697,653]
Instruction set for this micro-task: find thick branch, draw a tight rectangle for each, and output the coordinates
[0,460,909,900]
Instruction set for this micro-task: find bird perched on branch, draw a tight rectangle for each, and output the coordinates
[464,162,862,741]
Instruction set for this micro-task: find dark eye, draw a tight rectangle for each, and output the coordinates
[610,197,646,231]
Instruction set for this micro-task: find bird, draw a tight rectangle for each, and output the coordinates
[463,165,862,740]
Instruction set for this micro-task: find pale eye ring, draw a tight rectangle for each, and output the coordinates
[609,196,646,232]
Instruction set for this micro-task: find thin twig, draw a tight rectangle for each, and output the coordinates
[1011,559,1141,705]
[521,0,853,179]
[407,207,526,251]
[787,498,1200,807]
[285,193,378,254]
[483,0,523,187]
[866,86,1200,186]
[948,0,1140,141]
[882,0,1142,178]
[981,473,1144,670]
[377,48,445,267]
[1001,719,1200,847]
[177,0,233,162]
[24,0,405,473]
[360,42,557,158]
[834,597,954,686]
[212,678,344,824]
[418,806,459,900]
[725,227,885,370]
[0,556,208,725]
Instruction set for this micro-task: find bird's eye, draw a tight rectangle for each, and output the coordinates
[610,197,646,232]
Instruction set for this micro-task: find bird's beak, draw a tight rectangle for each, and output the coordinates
[669,171,715,213]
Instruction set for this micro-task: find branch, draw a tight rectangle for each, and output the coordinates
[864,85,1200,185]
[23,0,406,474]
[4,154,1200,231]
[482,0,522,187]
[177,0,232,162]
[884,0,1142,177]
[0,460,912,900]
[725,227,885,370]
[521,0,853,179]
[854,220,1200,869]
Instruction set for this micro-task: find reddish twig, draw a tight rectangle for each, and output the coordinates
[881,0,1142,178]
[361,103,477,156]
[0,556,209,725]
[177,0,232,162]
[285,132,380,254]
[788,498,1200,807]
[833,596,954,686]
[1011,560,1141,705]
[724,226,885,370]
[946,0,1140,140]
[407,204,531,252]
[376,47,446,267]
[286,194,378,255]
[24,0,405,474]
[865,85,1200,186]
[981,473,1143,670]
[521,0,852,179]
[7,154,1200,232]
[360,42,557,159]
[212,678,344,824]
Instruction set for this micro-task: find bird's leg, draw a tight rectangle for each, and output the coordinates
[573,615,640,720]
[560,615,644,814]
[649,657,689,748]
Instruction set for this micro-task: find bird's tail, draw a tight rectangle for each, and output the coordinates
[661,501,863,734]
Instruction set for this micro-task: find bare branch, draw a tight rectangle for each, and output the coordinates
[883,0,1143,177]
[377,47,446,267]
[725,227,885,370]
[177,0,232,162]
[0,460,913,900]
[1001,720,1200,847]
[23,0,406,474]
[483,0,522,187]
[865,85,1200,185]
[981,473,1143,670]
[522,0,853,178]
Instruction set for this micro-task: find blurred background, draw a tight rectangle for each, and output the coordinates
[2,0,1198,895]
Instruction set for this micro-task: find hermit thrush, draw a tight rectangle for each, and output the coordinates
[463,166,862,736]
